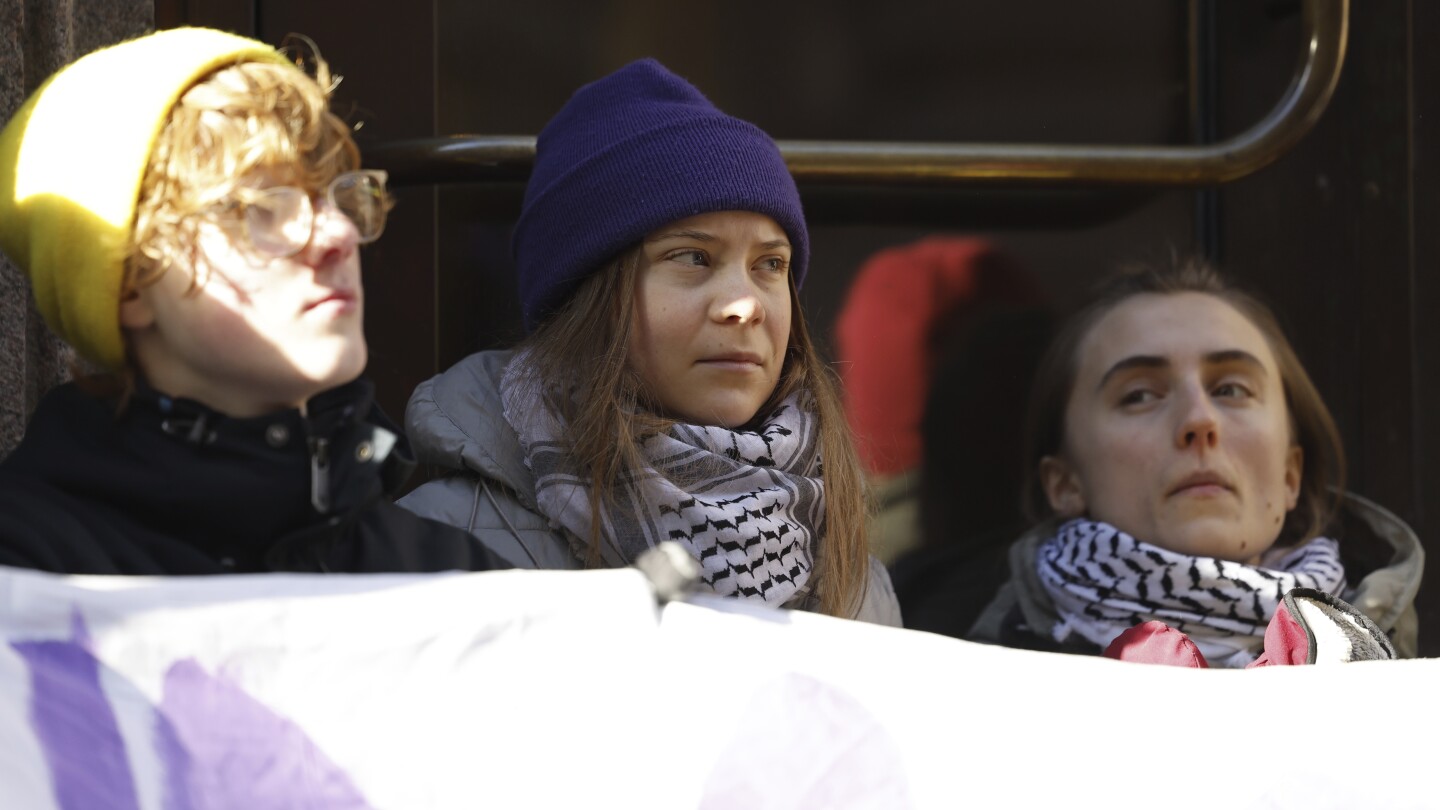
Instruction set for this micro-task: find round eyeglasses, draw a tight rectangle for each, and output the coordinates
[220,170,390,258]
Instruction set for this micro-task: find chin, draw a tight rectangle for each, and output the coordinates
[671,394,766,429]
[299,346,368,393]
[716,402,769,429]
[329,358,368,389]
[690,410,753,429]
[1162,526,1276,564]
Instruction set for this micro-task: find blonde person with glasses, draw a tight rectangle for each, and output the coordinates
[0,29,510,575]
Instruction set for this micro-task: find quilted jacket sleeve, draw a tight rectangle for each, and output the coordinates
[397,475,581,571]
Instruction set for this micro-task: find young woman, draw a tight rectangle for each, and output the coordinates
[399,58,900,624]
[967,259,1422,665]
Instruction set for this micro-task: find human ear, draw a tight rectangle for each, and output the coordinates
[1283,444,1303,510]
[118,287,155,330]
[1040,455,1087,517]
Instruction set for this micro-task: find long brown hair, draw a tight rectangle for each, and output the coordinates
[1022,257,1345,546]
[512,248,870,618]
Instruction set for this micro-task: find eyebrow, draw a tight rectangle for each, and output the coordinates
[645,229,714,244]
[1096,349,1267,391]
[643,230,791,251]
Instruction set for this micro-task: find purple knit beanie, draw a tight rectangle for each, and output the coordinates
[513,58,809,332]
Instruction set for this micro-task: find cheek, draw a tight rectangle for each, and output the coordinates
[176,296,260,351]
[1251,422,1300,492]
[189,241,272,305]
[1068,424,1154,498]
[199,276,284,331]
[771,307,792,353]
[626,303,659,369]
[626,308,681,398]
[175,271,302,347]
[634,287,697,353]
[771,286,792,331]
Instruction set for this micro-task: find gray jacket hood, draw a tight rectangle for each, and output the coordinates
[405,350,536,505]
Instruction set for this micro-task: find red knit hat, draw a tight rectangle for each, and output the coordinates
[834,237,1042,476]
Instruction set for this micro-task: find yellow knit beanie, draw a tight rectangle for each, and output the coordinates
[0,28,291,370]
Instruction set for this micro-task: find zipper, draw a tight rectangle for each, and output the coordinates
[308,436,331,513]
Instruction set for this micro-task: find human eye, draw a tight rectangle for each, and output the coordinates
[1212,380,1255,400]
[755,256,790,275]
[244,190,293,229]
[242,186,310,257]
[330,171,388,242]
[664,249,708,267]
[1114,377,1167,407]
[1117,388,1159,407]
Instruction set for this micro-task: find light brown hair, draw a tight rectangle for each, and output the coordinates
[1022,257,1345,546]
[513,249,870,618]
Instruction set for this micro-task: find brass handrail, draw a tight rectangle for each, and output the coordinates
[368,0,1346,188]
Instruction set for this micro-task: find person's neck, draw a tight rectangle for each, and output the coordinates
[138,373,306,419]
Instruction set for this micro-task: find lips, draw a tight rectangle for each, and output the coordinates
[698,351,764,366]
[303,289,358,313]
[1167,470,1234,497]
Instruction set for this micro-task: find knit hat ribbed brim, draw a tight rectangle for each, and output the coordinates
[512,58,809,332]
[0,28,291,370]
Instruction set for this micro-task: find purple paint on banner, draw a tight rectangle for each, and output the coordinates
[159,658,373,809]
[154,703,196,810]
[11,612,140,810]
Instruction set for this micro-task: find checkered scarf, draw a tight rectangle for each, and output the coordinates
[1037,519,1347,667]
[501,358,822,606]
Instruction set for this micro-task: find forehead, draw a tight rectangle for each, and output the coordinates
[1075,292,1280,378]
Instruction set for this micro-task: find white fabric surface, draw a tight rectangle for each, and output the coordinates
[0,564,1432,809]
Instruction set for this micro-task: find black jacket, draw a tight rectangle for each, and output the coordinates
[0,379,512,575]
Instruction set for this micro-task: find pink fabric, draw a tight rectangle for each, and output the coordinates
[1246,601,1309,668]
[1103,603,1314,669]
[833,238,1040,475]
[1103,621,1211,668]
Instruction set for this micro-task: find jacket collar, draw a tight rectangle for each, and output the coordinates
[5,377,415,568]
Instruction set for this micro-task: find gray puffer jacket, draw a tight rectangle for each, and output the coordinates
[968,492,1425,657]
[398,350,902,627]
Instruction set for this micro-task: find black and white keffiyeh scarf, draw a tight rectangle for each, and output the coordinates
[500,359,823,606]
[1036,519,1347,667]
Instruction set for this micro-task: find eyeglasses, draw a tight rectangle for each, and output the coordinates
[216,170,390,258]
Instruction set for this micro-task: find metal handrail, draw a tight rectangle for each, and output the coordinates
[368,0,1346,188]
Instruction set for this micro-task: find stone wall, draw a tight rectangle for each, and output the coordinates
[0,0,152,459]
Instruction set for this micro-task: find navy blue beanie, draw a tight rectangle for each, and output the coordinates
[513,58,809,332]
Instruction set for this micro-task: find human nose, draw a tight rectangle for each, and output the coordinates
[299,198,360,265]
[1174,384,1220,451]
[709,265,764,325]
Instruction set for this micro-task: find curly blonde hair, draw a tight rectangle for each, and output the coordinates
[127,49,360,296]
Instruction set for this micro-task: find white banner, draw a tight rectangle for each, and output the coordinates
[0,565,1432,809]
